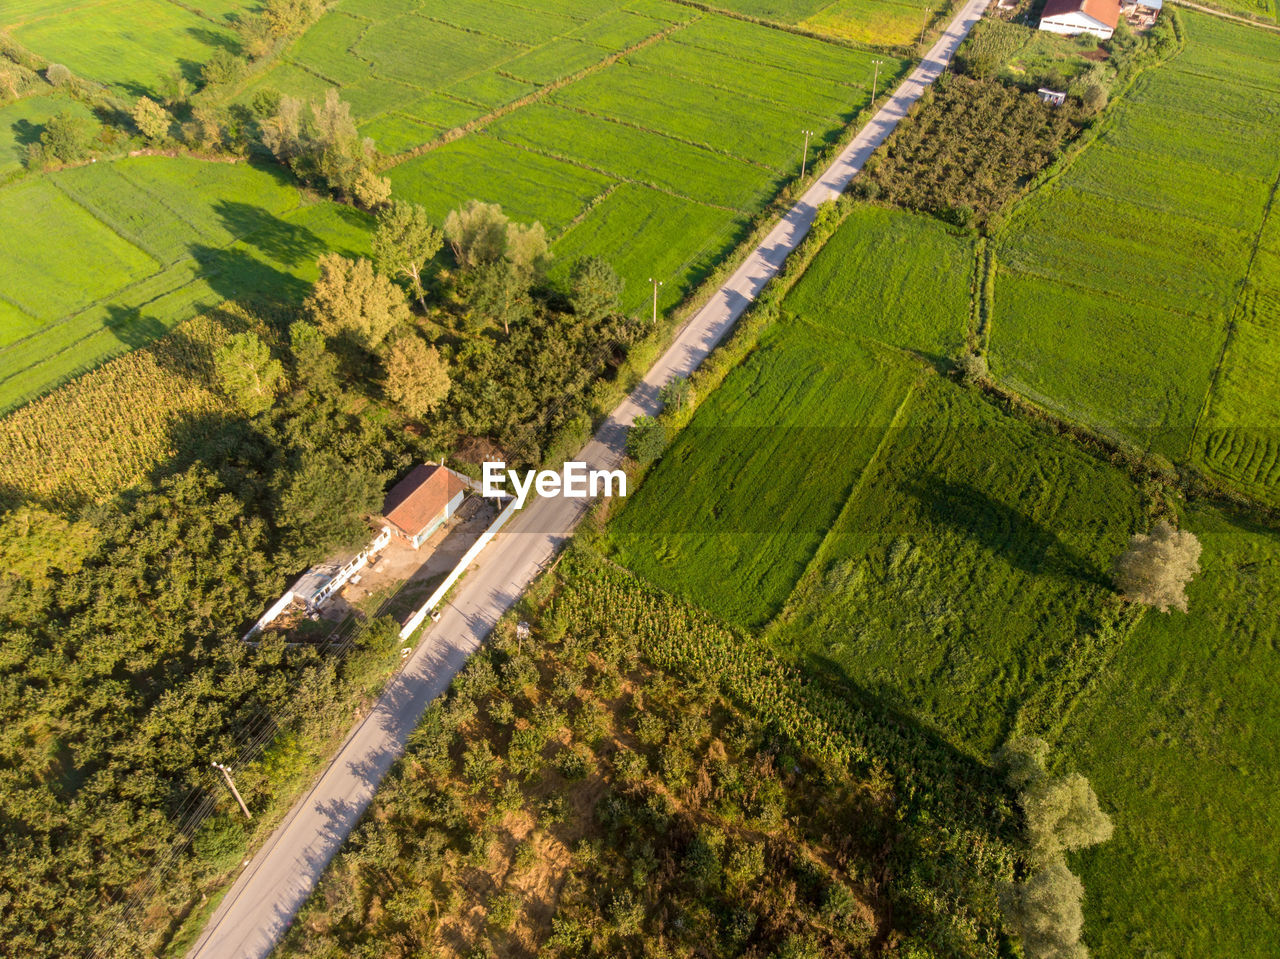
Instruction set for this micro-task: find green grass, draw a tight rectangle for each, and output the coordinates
[548,182,749,312]
[385,135,614,234]
[610,325,918,626]
[990,12,1280,477]
[1056,503,1280,956]
[485,103,782,211]
[784,204,973,360]
[769,378,1146,753]
[0,92,91,179]
[0,158,369,412]
[800,0,933,46]
[9,0,252,97]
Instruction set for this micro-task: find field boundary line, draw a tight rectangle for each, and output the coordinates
[535,101,785,174]
[406,11,532,50]
[378,21,686,171]
[663,27,888,92]
[1186,157,1280,464]
[766,375,920,640]
[1164,0,1280,31]
[478,130,755,215]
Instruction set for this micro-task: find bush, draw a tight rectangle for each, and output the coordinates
[1111,519,1201,613]
[626,415,667,464]
[955,350,989,386]
[44,63,72,86]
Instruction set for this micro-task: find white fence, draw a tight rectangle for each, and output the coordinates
[398,496,518,640]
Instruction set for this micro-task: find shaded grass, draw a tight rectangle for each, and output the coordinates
[610,324,918,627]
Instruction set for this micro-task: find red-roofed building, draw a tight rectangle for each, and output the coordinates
[1039,0,1120,38]
[382,464,468,549]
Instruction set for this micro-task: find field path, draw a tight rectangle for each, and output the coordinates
[185,2,990,955]
[1165,0,1280,31]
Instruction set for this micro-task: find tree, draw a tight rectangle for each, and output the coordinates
[45,63,72,87]
[627,415,667,464]
[200,50,244,87]
[660,376,693,412]
[306,253,411,351]
[1021,773,1113,858]
[569,256,623,318]
[289,320,339,391]
[278,449,383,557]
[1111,519,1201,613]
[383,334,451,417]
[0,506,97,588]
[263,0,322,38]
[1081,83,1108,115]
[998,857,1088,959]
[505,220,549,282]
[40,111,96,163]
[353,167,391,210]
[214,332,285,415]
[132,96,170,142]
[443,200,508,270]
[469,260,529,335]
[955,350,989,387]
[372,201,443,311]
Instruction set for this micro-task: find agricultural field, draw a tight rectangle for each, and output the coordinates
[989,11,1280,490]
[703,0,948,45]
[3,0,255,96]
[0,92,90,179]
[0,157,370,412]
[1054,503,1280,956]
[609,206,971,627]
[239,0,903,325]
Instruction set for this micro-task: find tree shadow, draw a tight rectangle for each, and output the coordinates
[902,475,1106,587]
[188,243,313,307]
[210,200,327,270]
[10,118,43,149]
[186,26,243,55]
[104,302,169,352]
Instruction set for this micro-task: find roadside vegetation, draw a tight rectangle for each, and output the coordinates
[279,555,1017,957]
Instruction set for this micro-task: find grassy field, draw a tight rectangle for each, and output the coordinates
[609,206,968,626]
[0,157,370,412]
[989,12,1280,488]
[4,0,254,96]
[698,0,950,45]
[1054,502,1280,956]
[0,92,91,179]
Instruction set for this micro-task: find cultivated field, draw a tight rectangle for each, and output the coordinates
[706,0,950,45]
[609,206,970,626]
[240,0,906,313]
[989,12,1280,494]
[0,157,370,411]
[4,0,254,96]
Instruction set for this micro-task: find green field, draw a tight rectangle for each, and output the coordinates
[696,0,950,44]
[990,11,1280,490]
[0,92,91,179]
[1056,503,1280,957]
[0,157,370,411]
[5,0,255,96]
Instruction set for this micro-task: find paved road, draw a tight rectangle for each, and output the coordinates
[186,2,989,954]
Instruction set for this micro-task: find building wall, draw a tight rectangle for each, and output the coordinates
[1039,12,1115,37]
[410,490,466,549]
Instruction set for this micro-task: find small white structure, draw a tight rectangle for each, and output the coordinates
[1121,0,1161,27]
[1038,0,1120,39]
[1038,88,1067,106]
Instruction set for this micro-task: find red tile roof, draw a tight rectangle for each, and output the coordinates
[1041,0,1120,27]
[383,464,466,537]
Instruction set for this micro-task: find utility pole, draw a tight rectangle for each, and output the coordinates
[919,12,929,45]
[800,129,814,179]
[649,277,663,324]
[871,60,884,103]
[212,761,252,820]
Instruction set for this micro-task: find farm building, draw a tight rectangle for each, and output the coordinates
[383,463,468,549]
[1038,0,1120,38]
[1121,0,1162,27]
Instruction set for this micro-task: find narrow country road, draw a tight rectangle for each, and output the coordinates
[186,2,990,954]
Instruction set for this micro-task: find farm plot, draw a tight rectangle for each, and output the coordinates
[609,325,918,627]
[1055,503,1280,957]
[0,157,368,412]
[0,92,91,179]
[783,204,973,359]
[769,378,1145,753]
[697,0,948,45]
[989,12,1280,472]
[7,0,252,97]
[547,183,749,314]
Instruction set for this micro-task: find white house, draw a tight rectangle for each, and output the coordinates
[1038,0,1120,39]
